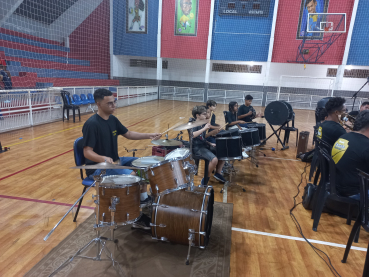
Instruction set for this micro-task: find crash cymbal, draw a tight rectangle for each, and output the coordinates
[71,162,137,170]
[173,120,208,131]
[151,139,183,147]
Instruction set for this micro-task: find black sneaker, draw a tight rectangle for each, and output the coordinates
[140,195,152,206]
[132,214,151,230]
[214,173,226,183]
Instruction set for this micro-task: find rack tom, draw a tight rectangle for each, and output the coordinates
[165,148,196,175]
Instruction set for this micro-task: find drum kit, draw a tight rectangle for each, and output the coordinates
[43,121,215,277]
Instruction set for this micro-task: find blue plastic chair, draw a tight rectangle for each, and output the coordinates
[73,137,95,222]
[87,93,95,104]
[72,94,83,106]
[80,94,90,105]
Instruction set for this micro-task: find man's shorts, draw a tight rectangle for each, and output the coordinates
[193,146,217,162]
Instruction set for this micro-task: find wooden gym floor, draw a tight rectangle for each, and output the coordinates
[0,99,367,277]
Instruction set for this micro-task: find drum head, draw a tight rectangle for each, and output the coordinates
[101,174,142,188]
[164,148,190,160]
[131,156,165,169]
[264,101,289,125]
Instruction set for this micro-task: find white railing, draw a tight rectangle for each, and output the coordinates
[207,89,263,106]
[0,86,158,133]
[159,86,205,103]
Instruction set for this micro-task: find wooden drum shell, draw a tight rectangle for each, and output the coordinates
[98,184,141,225]
[151,186,214,247]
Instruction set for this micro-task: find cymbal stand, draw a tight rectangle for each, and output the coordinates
[263,121,290,150]
[124,146,147,157]
[48,171,124,277]
[220,160,246,193]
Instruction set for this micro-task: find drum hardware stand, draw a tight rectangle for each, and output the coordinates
[263,121,290,150]
[220,160,246,193]
[46,172,125,277]
[124,146,147,157]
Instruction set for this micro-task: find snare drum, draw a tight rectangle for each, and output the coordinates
[240,128,260,147]
[98,175,142,225]
[131,156,165,180]
[147,159,190,196]
[216,129,239,137]
[248,123,266,141]
[215,136,243,161]
[164,148,196,175]
[151,186,214,248]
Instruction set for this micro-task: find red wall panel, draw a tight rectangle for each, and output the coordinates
[69,0,110,75]
[161,0,210,60]
[272,0,355,65]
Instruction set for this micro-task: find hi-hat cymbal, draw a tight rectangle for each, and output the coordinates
[71,162,137,170]
[173,120,208,131]
[151,139,183,147]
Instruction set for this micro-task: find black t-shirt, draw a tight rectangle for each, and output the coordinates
[82,114,128,176]
[208,113,218,133]
[317,120,346,149]
[237,104,254,122]
[332,132,369,196]
[225,112,237,129]
[192,124,207,149]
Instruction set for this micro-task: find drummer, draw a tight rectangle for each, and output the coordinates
[226,101,248,129]
[82,88,161,209]
[191,106,225,186]
[237,95,262,123]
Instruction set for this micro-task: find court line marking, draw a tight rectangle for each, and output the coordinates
[259,156,299,162]
[0,149,73,181]
[0,104,181,181]
[4,102,177,148]
[0,194,94,210]
[232,227,367,252]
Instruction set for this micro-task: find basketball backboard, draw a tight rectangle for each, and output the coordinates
[307,13,346,33]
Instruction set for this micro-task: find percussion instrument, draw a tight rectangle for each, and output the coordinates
[173,120,209,131]
[216,129,239,137]
[146,159,190,195]
[264,101,294,125]
[71,162,137,170]
[164,148,196,175]
[151,139,183,147]
[239,128,260,147]
[215,136,243,161]
[247,123,266,141]
[98,175,142,225]
[131,156,165,169]
[151,186,214,248]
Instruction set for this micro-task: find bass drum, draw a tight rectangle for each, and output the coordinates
[151,186,214,248]
[264,101,294,125]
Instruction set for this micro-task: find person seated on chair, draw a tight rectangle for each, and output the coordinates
[332,110,369,200]
[226,101,248,130]
[204,103,221,144]
[349,102,369,118]
[191,105,225,186]
[0,60,12,90]
[316,97,347,150]
[82,88,161,229]
[237,95,262,123]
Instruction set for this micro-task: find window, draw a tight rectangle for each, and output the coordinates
[212,63,262,73]
[327,68,369,78]
[130,59,168,69]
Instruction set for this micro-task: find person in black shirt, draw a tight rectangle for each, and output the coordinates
[349,101,369,117]
[237,95,261,123]
[82,89,161,228]
[316,97,347,150]
[332,110,369,198]
[225,101,248,130]
[205,101,220,144]
[191,106,225,186]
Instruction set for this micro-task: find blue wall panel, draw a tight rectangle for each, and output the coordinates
[211,0,275,61]
[347,0,369,66]
[113,0,158,57]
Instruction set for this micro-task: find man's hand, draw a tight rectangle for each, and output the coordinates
[204,123,211,130]
[237,120,246,124]
[210,143,216,147]
[102,156,114,163]
[150,133,162,140]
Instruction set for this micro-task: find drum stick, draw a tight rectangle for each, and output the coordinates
[160,122,183,135]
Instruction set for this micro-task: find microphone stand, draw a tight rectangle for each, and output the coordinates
[351,77,369,112]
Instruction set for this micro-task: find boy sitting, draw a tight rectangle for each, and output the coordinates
[205,100,221,143]
[191,106,225,186]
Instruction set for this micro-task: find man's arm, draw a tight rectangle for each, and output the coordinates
[123,130,161,140]
[193,123,210,138]
[83,146,113,163]
[205,128,220,138]
[237,111,252,120]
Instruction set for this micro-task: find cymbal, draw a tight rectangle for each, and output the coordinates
[173,120,208,131]
[151,139,183,147]
[71,162,137,170]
